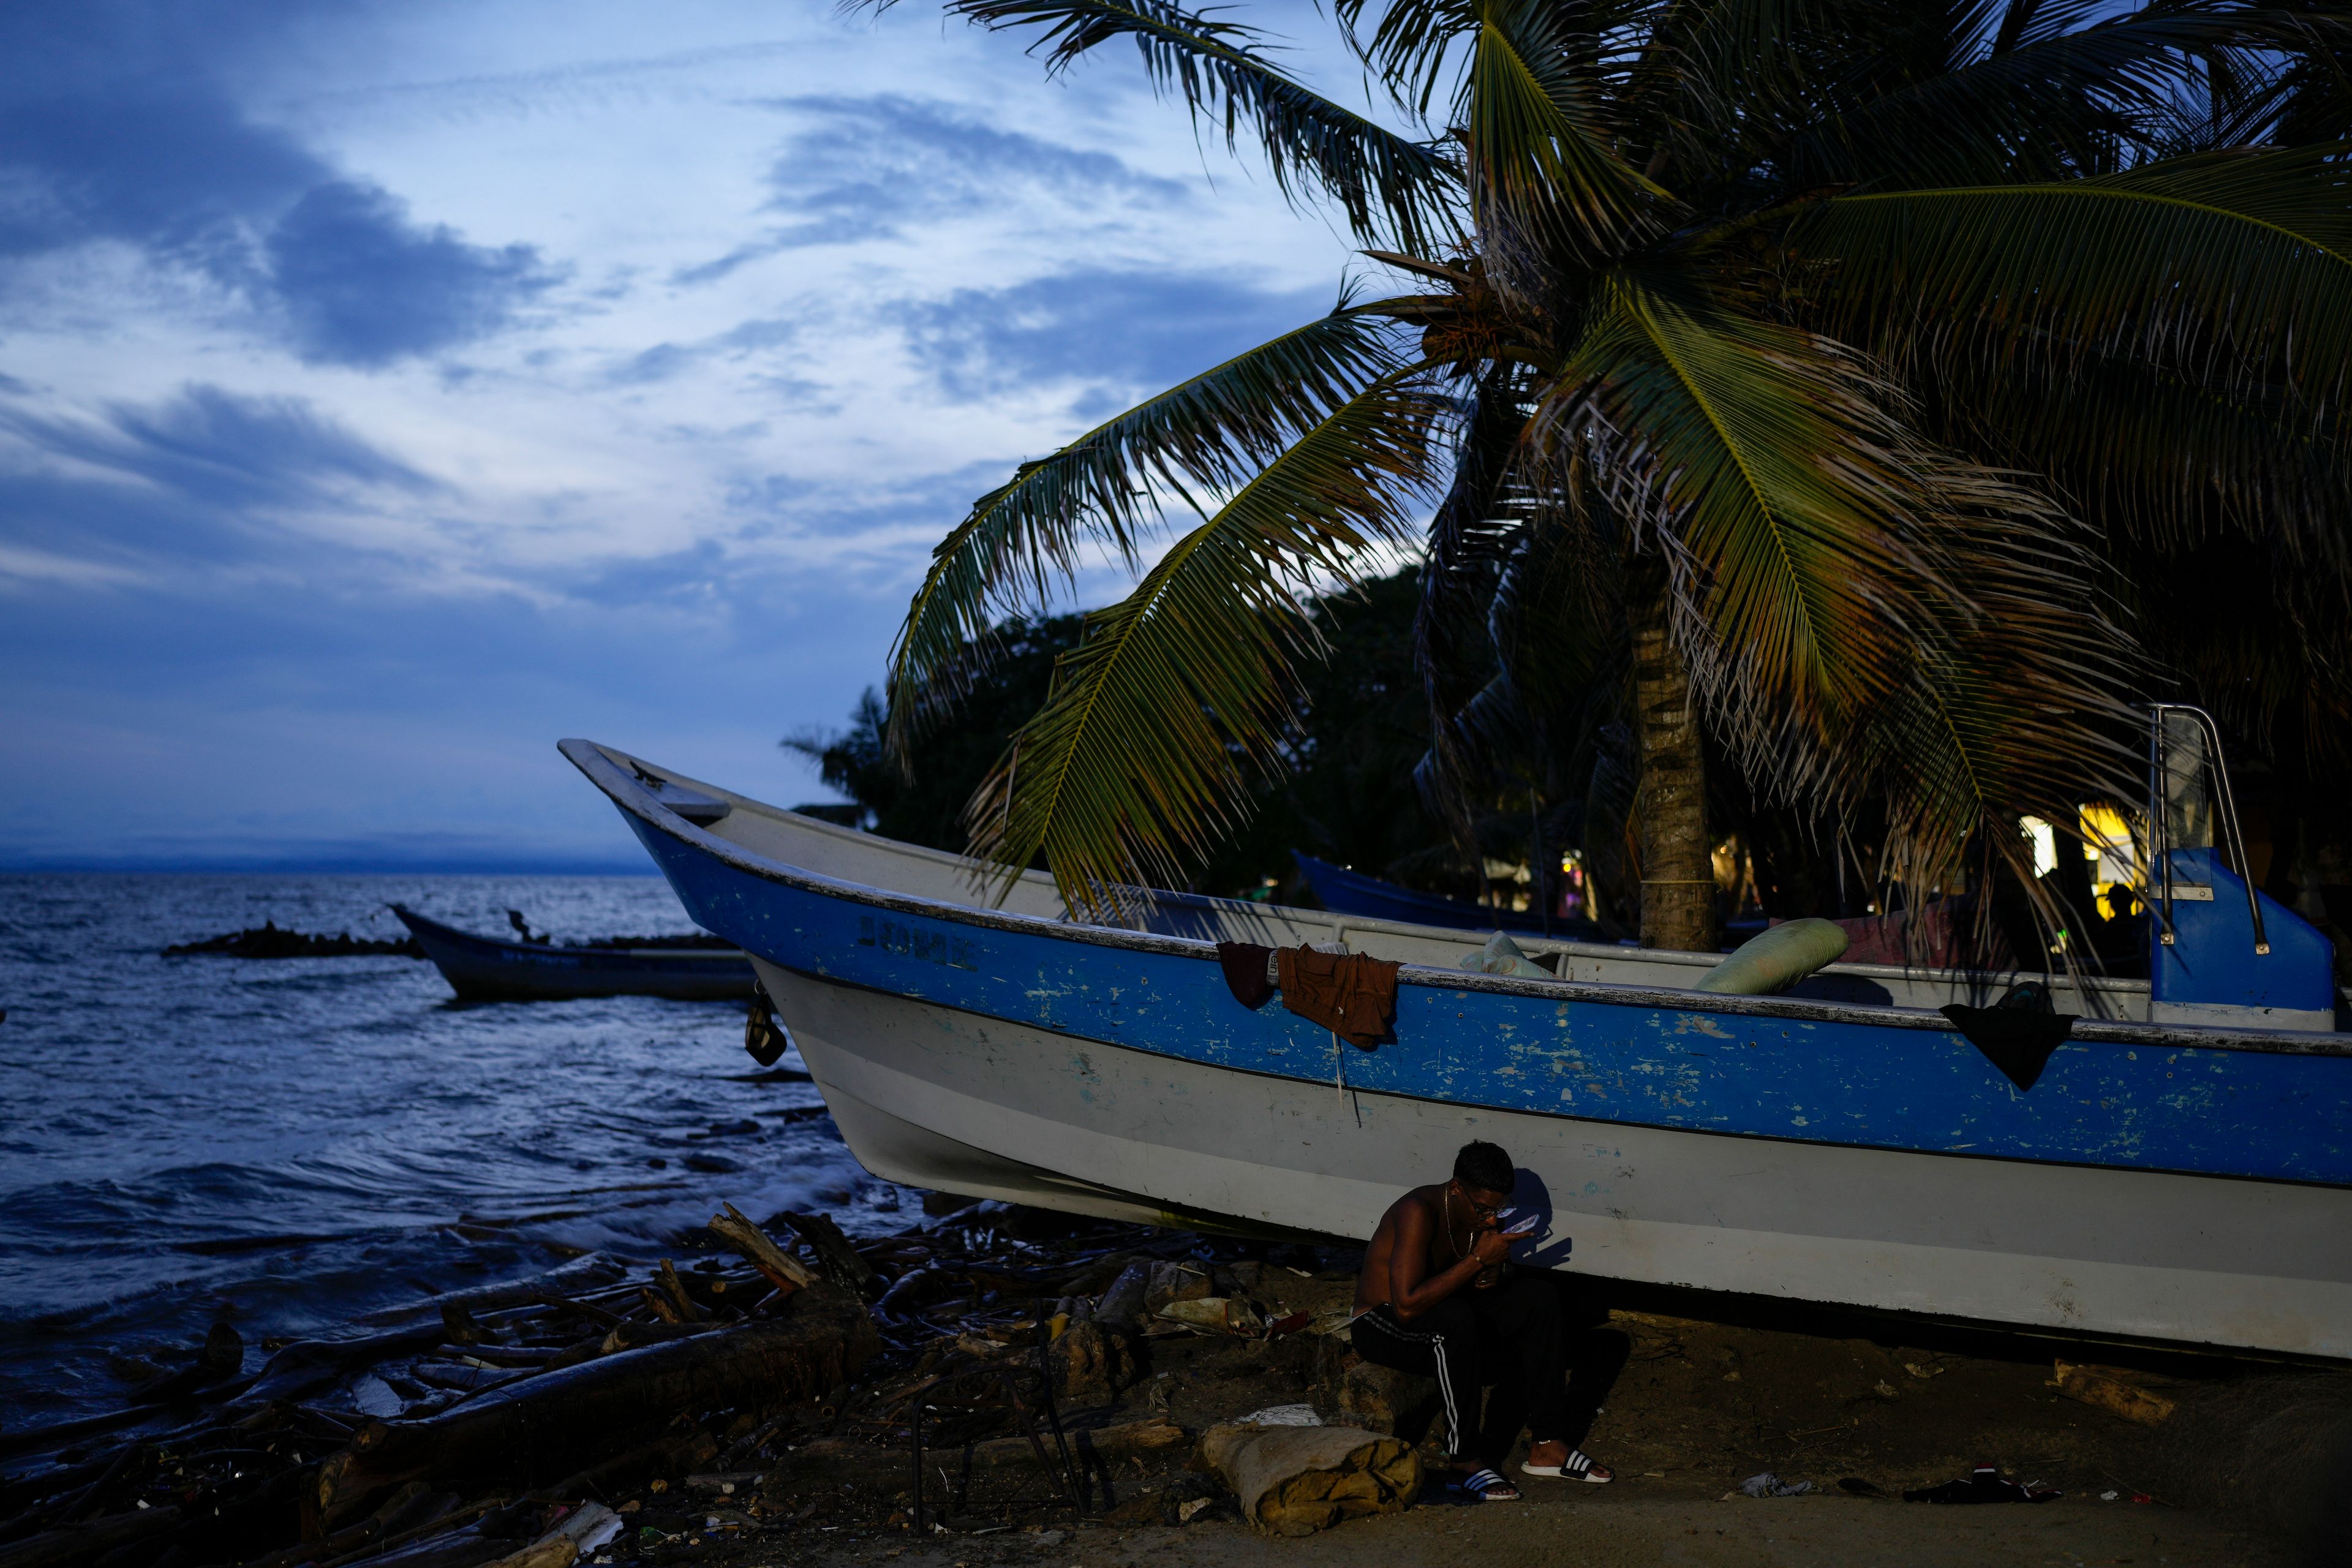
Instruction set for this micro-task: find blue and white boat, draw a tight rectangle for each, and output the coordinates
[560,709,2348,1360]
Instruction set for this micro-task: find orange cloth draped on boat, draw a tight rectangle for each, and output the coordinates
[1275,946,1400,1049]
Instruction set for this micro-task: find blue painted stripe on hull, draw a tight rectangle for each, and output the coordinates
[624,817,2352,1189]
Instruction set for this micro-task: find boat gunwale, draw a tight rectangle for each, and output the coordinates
[560,738,2351,1060]
[763,951,2352,1194]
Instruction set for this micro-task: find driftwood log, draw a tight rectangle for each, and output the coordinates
[653,1263,707,1324]
[794,1417,1186,1471]
[325,1523,507,1568]
[312,1285,876,1525]
[477,1501,617,1568]
[238,1483,460,1568]
[0,1506,180,1568]
[706,1205,816,1296]
[775,1212,877,1294]
[236,1326,448,1410]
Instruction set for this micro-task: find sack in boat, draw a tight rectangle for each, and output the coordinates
[1457,930,1553,979]
[1201,1421,1422,1536]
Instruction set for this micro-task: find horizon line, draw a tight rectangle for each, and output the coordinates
[0,858,660,876]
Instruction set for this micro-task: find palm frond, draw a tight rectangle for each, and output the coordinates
[1482,513,1624,749]
[965,375,1449,913]
[1626,0,2120,197]
[2271,14,2352,143]
[1771,12,2280,192]
[1926,328,2352,572]
[860,0,1461,251]
[1857,499,2144,963]
[1462,0,1672,268]
[885,306,1407,759]
[1623,0,1918,183]
[1413,366,1533,825]
[1794,141,2352,410]
[1542,265,1948,756]
[1332,0,1482,122]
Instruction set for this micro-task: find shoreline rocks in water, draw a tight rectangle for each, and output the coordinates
[160,918,731,959]
[162,922,425,959]
[2,1199,2342,1568]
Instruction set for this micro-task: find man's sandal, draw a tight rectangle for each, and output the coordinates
[1521,1449,1613,1483]
[1455,1468,1522,1501]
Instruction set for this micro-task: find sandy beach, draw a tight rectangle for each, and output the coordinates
[755,1488,2294,1568]
[595,1243,2337,1568]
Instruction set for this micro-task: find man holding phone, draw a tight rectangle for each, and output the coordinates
[1349,1140,1611,1501]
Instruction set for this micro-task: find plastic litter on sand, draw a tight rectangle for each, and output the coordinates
[1238,1404,1324,1427]
[1739,1472,1815,1498]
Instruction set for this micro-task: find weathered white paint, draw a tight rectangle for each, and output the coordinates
[765,957,2352,1361]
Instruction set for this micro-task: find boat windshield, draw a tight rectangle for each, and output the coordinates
[2156,709,2217,856]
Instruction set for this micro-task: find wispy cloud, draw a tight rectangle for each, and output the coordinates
[0,542,149,589]
[0,384,435,511]
[903,266,1336,404]
[605,316,797,386]
[266,182,558,366]
[672,94,1191,284]
[0,384,437,582]
[0,81,556,366]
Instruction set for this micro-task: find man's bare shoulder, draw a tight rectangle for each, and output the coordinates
[1380,1183,1445,1227]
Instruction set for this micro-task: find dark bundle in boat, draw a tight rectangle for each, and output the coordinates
[163,922,426,959]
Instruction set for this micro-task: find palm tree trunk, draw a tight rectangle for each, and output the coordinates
[1629,559,1718,952]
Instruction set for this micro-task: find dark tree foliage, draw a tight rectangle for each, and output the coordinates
[1196,569,1456,900]
[786,616,1088,851]
[792,573,1473,900]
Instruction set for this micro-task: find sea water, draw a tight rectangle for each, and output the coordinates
[0,873,907,1429]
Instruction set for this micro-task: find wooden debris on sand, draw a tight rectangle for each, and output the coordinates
[0,1196,1386,1568]
[2054,1360,2179,1426]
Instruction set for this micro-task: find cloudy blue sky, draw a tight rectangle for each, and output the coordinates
[0,0,1385,869]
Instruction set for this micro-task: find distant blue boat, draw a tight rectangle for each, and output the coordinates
[560,704,2348,1360]
[1293,850,1600,938]
[390,905,753,1002]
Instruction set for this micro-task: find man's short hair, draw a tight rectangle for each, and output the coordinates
[1452,1140,1514,1195]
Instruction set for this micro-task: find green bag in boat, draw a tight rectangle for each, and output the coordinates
[1695,918,1849,995]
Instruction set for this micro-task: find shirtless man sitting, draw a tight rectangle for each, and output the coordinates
[1349,1139,1611,1501]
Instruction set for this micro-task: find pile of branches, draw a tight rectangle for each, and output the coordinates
[0,1206,871,1568]
[0,1201,1277,1568]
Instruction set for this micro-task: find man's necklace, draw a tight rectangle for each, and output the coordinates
[1441,1188,1471,1264]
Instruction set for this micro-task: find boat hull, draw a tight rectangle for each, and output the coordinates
[765,958,2352,1359]
[559,737,2352,1359]
[391,907,755,1001]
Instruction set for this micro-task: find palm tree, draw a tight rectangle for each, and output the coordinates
[867,0,2352,952]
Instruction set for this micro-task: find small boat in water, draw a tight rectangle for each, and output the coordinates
[390,905,754,1002]
[560,707,2348,1359]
